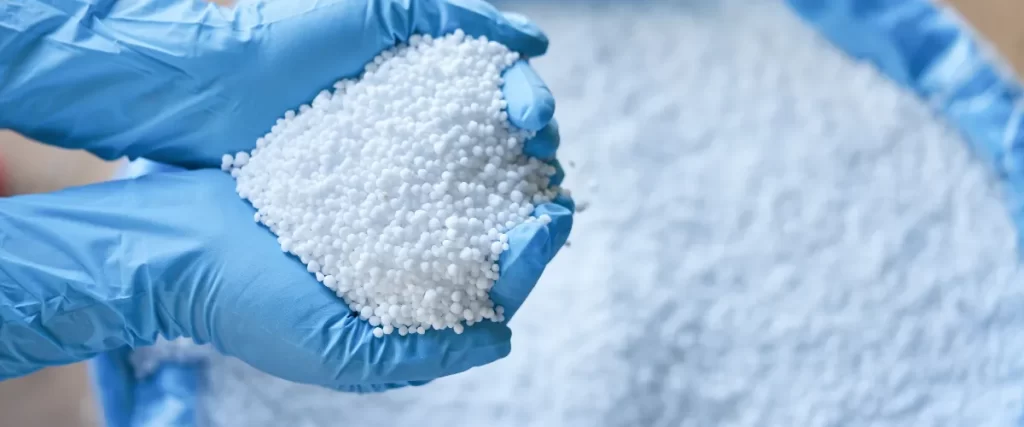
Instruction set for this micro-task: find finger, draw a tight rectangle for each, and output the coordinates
[276,0,549,59]
[523,119,560,160]
[238,0,550,103]
[489,202,574,320]
[501,60,556,132]
[263,0,550,56]
[536,202,573,260]
[415,1,550,58]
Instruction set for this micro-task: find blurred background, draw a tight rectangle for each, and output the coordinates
[0,0,1019,426]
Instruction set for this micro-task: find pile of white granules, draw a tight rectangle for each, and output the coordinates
[221,30,558,337]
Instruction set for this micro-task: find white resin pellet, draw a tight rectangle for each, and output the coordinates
[224,31,558,335]
[134,1,1024,426]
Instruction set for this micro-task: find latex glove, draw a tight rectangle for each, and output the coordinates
[0,169,572,389]
[0,0,554,168]
[0,0,571,396]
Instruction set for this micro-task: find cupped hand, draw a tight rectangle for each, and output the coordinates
[0,168,569,390]
[0,0,573,391]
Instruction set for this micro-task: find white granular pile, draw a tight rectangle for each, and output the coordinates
[222,30,558,336]
[133,1,1024,426]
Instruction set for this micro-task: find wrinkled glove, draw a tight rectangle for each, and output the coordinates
[0,0,558,168]
[0,0,572,405]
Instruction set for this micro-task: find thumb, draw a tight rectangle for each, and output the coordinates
[414,0,550,57]
[489,200,574,320]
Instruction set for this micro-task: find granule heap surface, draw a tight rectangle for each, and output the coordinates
[134,1,1024,426]
[224,31,557,336]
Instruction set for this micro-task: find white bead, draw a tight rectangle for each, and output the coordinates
[221,154,234,171]
[233,152,250,167]
[323,274,337,286]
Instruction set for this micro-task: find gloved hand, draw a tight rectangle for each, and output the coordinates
[0,0,571,402]
[0,0,556,169]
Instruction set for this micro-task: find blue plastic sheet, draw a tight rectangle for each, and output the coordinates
[91,0,1024,425]
[787,0,1024,248]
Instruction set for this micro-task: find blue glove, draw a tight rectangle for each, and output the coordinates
[0,0,556,168]
[0,0,571,401]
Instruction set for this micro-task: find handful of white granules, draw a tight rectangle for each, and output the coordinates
[221,30,560,337]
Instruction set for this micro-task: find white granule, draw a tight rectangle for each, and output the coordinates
[133,1,1024,426]
[224,30,558,336]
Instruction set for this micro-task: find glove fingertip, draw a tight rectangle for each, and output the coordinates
[534,202,574,254]
[502,61,555,132]
[490,199,575,319]
[492,222,550,318]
